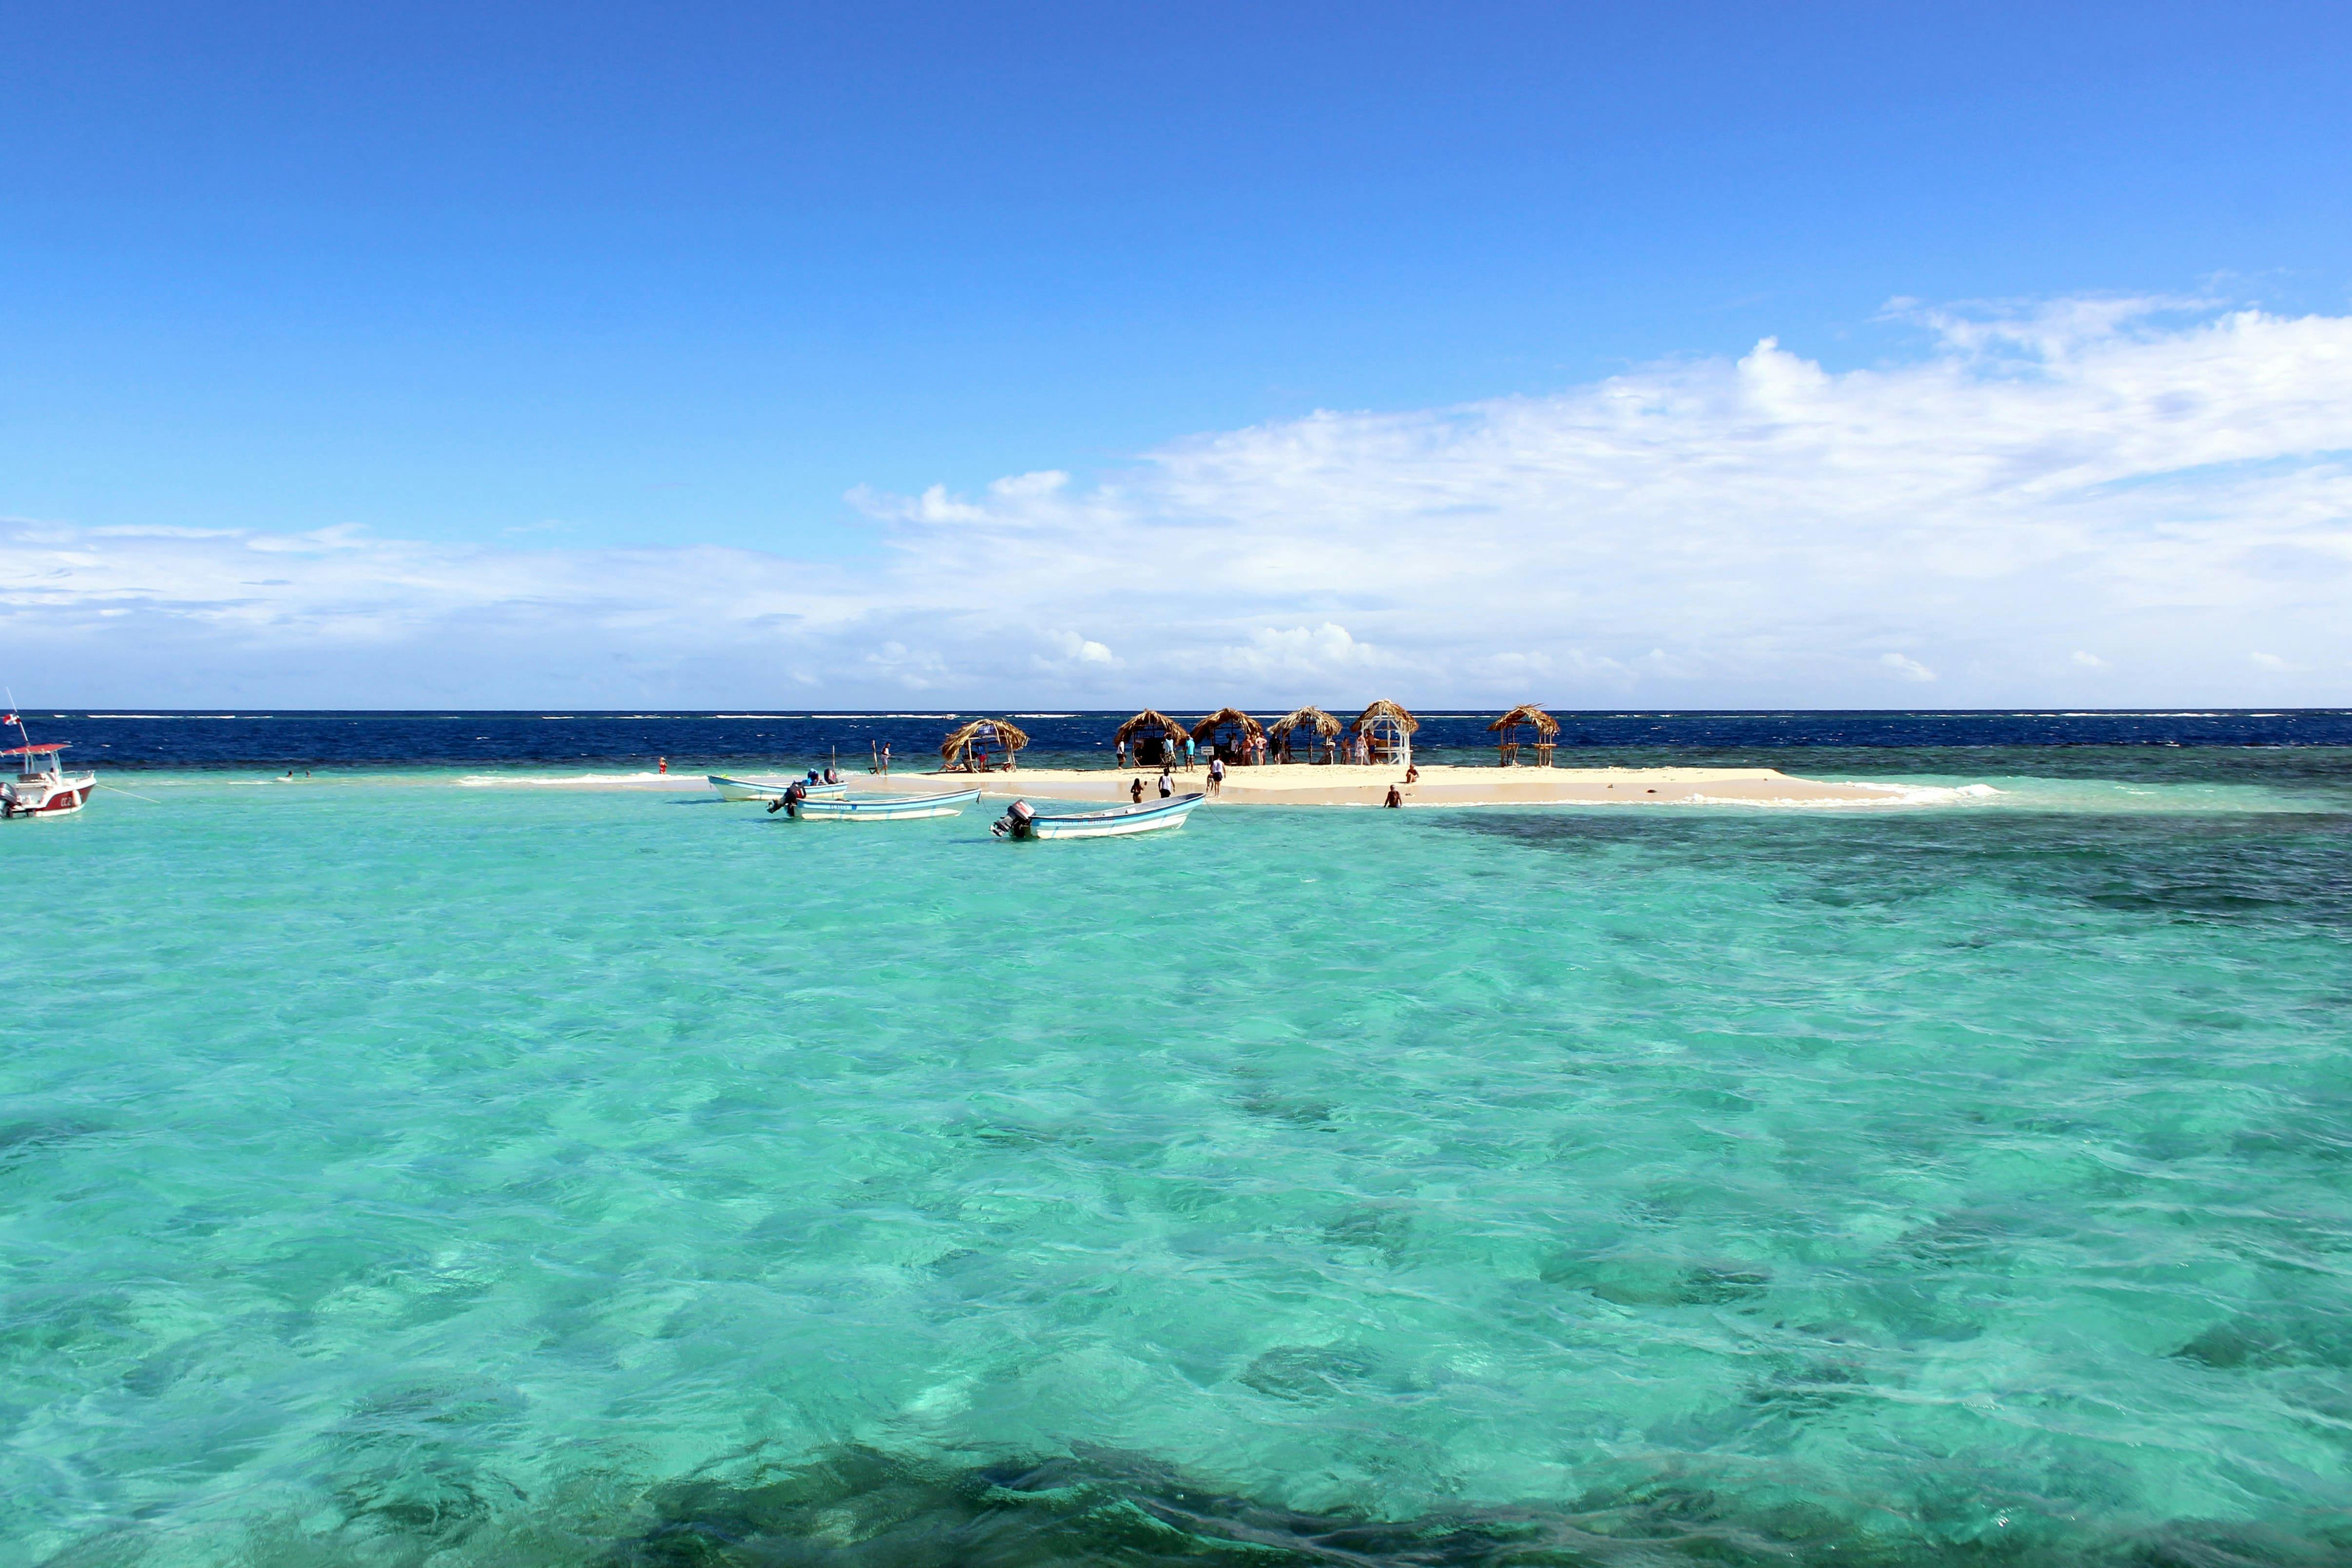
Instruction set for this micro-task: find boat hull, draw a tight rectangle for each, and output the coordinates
[709,774,848,802]
[1,772,96,819]
[788,787,982,821]
[1023,792,1205,839]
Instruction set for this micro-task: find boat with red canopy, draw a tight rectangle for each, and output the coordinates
[1,712,96,819]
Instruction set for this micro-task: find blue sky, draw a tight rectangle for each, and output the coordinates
[4,2,2351,705]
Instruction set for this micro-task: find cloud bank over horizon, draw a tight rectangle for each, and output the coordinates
[4,297,2348,709]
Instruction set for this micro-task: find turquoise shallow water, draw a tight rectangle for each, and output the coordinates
[7,776,2352,1565]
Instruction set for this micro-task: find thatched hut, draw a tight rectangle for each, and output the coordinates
[1190,707,1267,765]
[940,717,1030,772]
[1267,706,1341,764]
[1489,704,1561,767]
[1113,709,1189,767]
[1350,700,1419,768]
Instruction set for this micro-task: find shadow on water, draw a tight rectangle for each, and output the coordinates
[599,1443,2352,1568]
[1435,811,2352,930]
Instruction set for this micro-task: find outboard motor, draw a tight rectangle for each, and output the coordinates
[991,799,1037,840]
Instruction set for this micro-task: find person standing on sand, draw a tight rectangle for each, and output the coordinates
[1184,734,1196,771]
[1130,777,1145,803]
[1208,755,1225,796]
[1158,768,1174,799]
[658,757,668,774]
[1116,738,1128,768]
[881,741,891,776]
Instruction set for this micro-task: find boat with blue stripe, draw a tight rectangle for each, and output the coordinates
[993,792,1206,840]
[708,773,848,802]
[773,786,982,821]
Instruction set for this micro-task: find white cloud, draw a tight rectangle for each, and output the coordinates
[1216,623,1382,680]
[1045,631,1118,668]
[5,297,2351,706]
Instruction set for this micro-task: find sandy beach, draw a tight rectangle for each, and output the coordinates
[936,763,1925,807]
[490,763,1950,807]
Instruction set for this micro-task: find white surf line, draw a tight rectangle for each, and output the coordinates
[1683,783,2004,809]
[454,771,697,787]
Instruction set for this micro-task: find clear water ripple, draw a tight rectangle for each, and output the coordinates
[4,772,2351,1565]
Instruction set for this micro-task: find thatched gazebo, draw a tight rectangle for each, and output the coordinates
[1267,706,1341,764]
[1489,704,1561,767]
[1190,707,1266,765]
[940,717,1030,772]
[1113,709,1189,767]
[1350,700,1419,768]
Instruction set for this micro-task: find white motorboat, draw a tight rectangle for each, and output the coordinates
[1,711,95,820]
[771,787,982,821]
[708,773,848,803]
[992,792,1205,840]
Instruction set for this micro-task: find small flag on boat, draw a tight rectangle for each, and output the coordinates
[1,715,16,727]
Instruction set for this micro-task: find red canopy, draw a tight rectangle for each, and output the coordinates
[0,743,68,756]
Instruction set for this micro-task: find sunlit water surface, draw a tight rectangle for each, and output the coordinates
[7,765,2352,1566]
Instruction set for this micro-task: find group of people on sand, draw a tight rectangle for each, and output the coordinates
[1117,729,1350,771]
[1116,756,1418,806]
[1114,736,1196,770]
[1126,769,1180,804]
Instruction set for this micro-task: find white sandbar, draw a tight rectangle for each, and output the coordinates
[455,762,1993,808]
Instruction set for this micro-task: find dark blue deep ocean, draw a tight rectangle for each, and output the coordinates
[32,707,2352,781]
